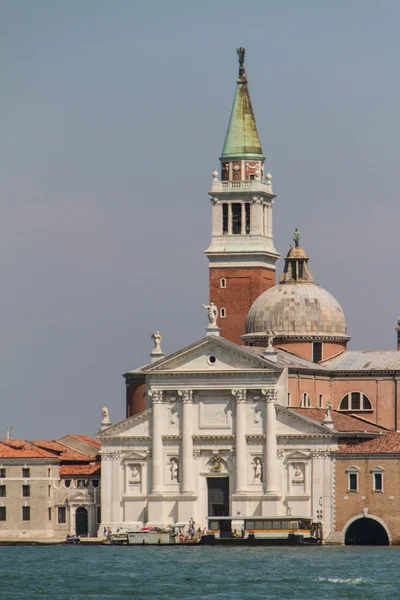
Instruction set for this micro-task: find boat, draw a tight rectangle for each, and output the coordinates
[127,525,197,545]
[201,516,322,545]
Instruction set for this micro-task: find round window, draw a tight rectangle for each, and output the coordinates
[208,356,217,365]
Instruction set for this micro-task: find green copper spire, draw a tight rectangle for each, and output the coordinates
[221,48,264,160]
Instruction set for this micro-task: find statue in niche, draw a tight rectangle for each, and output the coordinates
[253,457,263,482]
[203,301,218,326]
[151,331,162,352]
[130,465,141,483]
[292,464,304,484]
[101,404,110,422]
[170,458,179,482]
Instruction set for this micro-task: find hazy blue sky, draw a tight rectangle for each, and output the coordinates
[2,1,400,439]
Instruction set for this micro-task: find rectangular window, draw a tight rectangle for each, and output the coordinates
[291,261,297,280]
[22,485,30,497]
[351,392,361,410]
[245,203,251,234]
[48,508,51,521]
[298,261,304,278]
[58,507,66,524]
[0,469,6,478]
[319,394,323,408]
[374,472,383,492]
[0,507,6,521]
[22,506,30,521]
[348,473,358,492]
[22,468,30,478]
[0,485,6,498]
[222,204,228,234]
[96,507,101,523]
[231,203,242,234]
[313,342,322,363]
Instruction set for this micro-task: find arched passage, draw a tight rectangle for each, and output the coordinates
[75,507,88,537]
[345,516,389,546]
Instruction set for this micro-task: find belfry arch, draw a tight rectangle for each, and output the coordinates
[344,514,390,546]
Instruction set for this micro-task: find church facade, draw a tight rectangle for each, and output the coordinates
[99,49,400,543]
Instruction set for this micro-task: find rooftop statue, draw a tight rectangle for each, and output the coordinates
[203,301,218,326]
[293,228,300,247]
[237,47,245,68]
[101,404,110,423]
[151,331,162,352]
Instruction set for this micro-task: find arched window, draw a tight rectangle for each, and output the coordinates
[220,308,226,318]
[220,278,226,288]
[300,393,310,408]
[339,392,372,411]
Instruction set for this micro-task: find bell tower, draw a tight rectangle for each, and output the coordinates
[205,48,279,344]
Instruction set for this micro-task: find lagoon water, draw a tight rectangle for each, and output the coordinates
[0,545,398,599]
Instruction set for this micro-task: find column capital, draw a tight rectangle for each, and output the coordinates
[261,388,278,403]
[150,389,163,404]
[231,389,247,402]
[178,389,193,403]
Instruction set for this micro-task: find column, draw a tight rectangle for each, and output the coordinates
[228,204,233,234]
[241,203,246,234]
[180,389,193,494]
[211,198,221,236]
[151,390,164,493]
[232,389,247,493]
[263,389,279,494]
[250,198,263,235]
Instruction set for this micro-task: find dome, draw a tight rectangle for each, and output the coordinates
[244,282,349,341]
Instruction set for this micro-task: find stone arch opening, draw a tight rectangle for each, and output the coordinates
[345,516,389,546]
[75,506,88,537]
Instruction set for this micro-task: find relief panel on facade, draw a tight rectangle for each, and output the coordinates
[199,396,232,429]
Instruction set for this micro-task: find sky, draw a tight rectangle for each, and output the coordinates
[2,0,400,439]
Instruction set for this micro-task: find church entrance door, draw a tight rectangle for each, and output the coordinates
[75,507,88,537]
[207,477,229,517]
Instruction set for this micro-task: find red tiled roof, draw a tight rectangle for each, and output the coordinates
[336,432,400,454]
[32,441,92,461]
[60,464,100,476]
[0,440,57,459]
[66,435,101,449]
[291,408,389,433]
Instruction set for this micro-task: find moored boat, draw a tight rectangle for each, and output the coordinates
[201,516,321,545]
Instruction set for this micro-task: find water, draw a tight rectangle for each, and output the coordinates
[0,545,398,599]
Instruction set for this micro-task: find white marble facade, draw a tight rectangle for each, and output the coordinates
[99,336,336,536]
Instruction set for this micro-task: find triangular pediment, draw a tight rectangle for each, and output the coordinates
[142,336,282,374]
[98,409,152,440]
[123,450,148,461]
[276,406,335,436]
[285,450,311,460]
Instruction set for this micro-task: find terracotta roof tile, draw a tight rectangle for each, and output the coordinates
[291,408,389,433]
[66,435,101,449]
[336,432,400,454]
[32,441,92,461]
[0,440,57,459]
[60,464,100,476]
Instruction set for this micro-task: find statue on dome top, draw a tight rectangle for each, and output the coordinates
[293,228,300,247]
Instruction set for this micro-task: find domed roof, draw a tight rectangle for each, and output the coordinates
[244,282,349,341]
[244,236,349,343]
